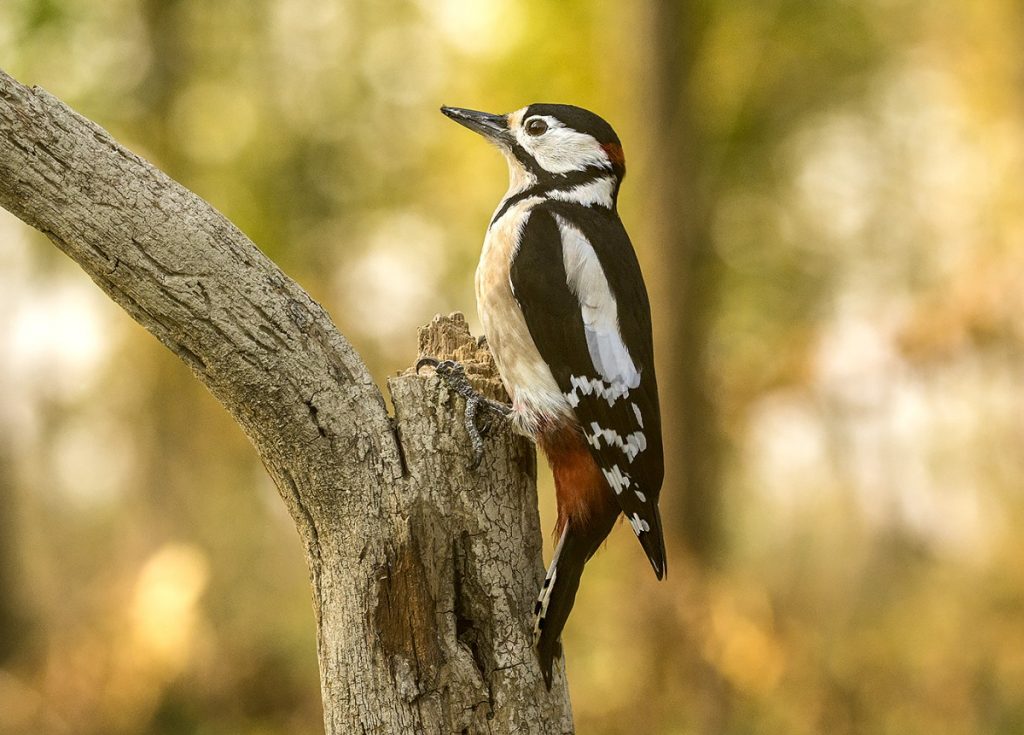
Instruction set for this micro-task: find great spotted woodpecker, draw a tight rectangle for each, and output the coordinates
[434,103,666,688]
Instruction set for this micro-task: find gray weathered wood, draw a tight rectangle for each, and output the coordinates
[0,67,573,734]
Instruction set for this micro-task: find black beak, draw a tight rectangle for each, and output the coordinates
[441,106,510,145]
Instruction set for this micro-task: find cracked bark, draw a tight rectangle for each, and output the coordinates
[0,68,574,734]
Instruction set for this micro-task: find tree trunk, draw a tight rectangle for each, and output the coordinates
[0,68,573,734]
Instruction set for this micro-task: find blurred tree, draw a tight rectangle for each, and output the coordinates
[0,440,31,665]
[647,0,725,565]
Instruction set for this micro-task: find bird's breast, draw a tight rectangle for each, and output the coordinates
[476,198,573,435]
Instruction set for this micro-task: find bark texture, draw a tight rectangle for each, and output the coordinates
[0,68,573,733]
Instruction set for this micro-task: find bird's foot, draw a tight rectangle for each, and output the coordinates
[416,357,512,469]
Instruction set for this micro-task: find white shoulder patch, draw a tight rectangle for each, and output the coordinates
[548,177,615,208]
[555,215,640,389]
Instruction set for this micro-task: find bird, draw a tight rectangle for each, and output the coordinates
[434,103,666,689]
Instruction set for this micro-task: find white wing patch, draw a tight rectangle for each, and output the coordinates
[555,215,640,389]
[601,466,631,495]
[603,463,650,509]
[565,374,630,407]
[628,512,651,536]
[587,422,647,462]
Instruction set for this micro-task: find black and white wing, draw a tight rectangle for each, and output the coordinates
[510,203,666,577]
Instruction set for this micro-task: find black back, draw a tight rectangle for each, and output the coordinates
[510,202,666,576]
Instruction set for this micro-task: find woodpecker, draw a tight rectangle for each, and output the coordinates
[435,103,666,688]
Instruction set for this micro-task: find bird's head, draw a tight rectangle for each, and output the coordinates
[441,103,626,196]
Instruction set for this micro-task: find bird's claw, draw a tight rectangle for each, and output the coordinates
[417,355,511,469]
[416,358,465,385]
[415,356,442,374]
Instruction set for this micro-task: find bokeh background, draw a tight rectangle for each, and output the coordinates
[2,0,1024,733]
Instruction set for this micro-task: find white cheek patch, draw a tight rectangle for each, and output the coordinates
[515,115,612,174]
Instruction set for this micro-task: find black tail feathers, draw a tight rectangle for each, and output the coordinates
[637,504,668,580]
[534,510,618,689]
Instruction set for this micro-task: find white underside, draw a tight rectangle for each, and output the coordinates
[476,148,640,446]
[476,197,572,436]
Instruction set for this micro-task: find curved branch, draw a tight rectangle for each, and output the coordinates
[0,68,401,530]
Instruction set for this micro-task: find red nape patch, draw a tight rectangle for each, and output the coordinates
[538,425,616,536]
[602,142,626,170]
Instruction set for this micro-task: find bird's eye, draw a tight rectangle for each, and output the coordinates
[525,118,548,136]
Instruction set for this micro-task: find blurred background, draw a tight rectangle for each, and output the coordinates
[2,0,1023,733]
